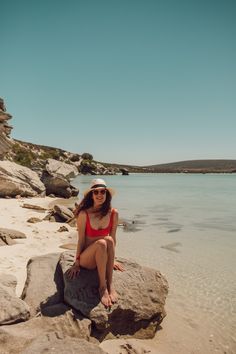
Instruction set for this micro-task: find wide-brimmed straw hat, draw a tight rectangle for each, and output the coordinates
[83,178,115,197]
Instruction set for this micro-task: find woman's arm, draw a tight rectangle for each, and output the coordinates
[110,209,125,272]
[110,208,119,245]
[67,211,86,278]
[75,211,86,263]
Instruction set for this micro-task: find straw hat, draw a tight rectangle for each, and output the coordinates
[83,178,115,196]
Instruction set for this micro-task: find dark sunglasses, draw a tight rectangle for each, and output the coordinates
[92,189,107,195]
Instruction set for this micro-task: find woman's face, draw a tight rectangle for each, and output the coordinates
[92,188,107,207]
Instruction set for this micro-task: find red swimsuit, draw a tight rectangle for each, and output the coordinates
[85,209,114,237]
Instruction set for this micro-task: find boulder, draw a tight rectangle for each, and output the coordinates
[0,312,92,354]
[0,161,45,197]
[0,227,26,246]
[0,273,30,325]
[41,171,79,198]
[61,252,168,340]
[120,168,129,175]
[20,251,168,341]
[45,158,78,180]
[21,253,64,316]
[53,204,74,221]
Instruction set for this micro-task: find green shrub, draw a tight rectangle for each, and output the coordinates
[12,143,36,167]
[81,152,93,160]
[40,149,61,160]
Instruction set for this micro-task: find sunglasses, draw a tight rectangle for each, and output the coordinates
[92,189,107,196]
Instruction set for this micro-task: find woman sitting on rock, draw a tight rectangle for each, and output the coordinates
[67,178,123,307]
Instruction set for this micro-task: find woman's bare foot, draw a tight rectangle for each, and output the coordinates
[99,286,112,307]
[109,287,118,303]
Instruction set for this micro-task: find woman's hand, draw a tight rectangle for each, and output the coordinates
[66,261,80,279]
[113,261,125,272]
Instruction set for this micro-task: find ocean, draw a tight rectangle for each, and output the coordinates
[72,173,236,353]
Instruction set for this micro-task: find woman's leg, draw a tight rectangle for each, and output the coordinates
[80,239,112,307]
[104,236,118,303]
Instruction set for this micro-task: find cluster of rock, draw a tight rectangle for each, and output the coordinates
[0,98,13,158]
[0,158,80,198]
[0,252,168,353]
[0,96,133,198]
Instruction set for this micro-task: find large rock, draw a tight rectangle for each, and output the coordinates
[0,312,92,354]
[0,273,30,325]
[61,252,168,340]
[0,161,45,197]
[20,251,168,341]
[41,171,79,198]
[21,253,64,316]
[45,158,78,180]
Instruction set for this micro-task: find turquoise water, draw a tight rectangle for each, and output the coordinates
[72,173,236,353]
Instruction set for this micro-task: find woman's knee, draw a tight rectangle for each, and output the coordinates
[104,236,115,249]
[96,239,107,252]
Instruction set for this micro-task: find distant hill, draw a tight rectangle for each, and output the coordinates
[142,159,236,173]
[3,138,236,174]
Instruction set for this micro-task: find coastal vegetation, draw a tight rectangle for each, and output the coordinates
[4,140,236,174]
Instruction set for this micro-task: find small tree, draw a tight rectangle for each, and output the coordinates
[81,152,93,160]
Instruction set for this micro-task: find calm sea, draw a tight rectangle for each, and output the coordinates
[72,173,236,353]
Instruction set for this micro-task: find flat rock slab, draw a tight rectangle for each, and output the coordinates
[0,227,26,239]
[61,252,168,339]
[22,203,47,211]
[0,228,26,246]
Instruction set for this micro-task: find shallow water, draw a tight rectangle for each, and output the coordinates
[72,173,236,353]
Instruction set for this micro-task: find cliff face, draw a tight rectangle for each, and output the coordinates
[0,98,13,158]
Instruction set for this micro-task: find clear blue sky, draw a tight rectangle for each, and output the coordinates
[1,0,235,165]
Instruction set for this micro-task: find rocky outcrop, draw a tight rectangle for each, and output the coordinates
[41,171,79,198]
[0,98,13,158]
[0,273,30,325]
[40,158,79,198]
[0,252,168,353]
[0,161,46,198]
[120,168,129,175]
[45,158,78,180]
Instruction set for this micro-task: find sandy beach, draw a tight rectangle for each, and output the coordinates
[0,196,232,354]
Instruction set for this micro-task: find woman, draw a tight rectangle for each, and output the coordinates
[67,178,122,308]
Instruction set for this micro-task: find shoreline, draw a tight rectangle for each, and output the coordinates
[0,196,234,354]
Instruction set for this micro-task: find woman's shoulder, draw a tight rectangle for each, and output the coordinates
[77,210,87,220]
[111,208,119,216]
